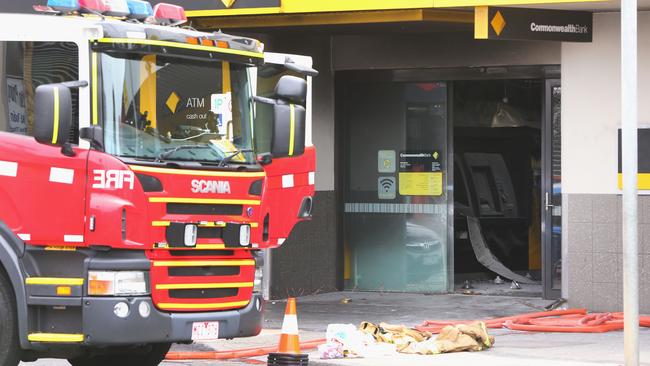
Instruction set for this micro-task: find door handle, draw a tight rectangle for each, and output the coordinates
[545,192,554,210]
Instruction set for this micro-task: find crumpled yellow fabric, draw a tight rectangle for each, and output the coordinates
[359,321,494,355]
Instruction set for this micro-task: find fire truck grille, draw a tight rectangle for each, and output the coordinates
[167,203,243,215]
[151,259,254,312]
[197,227,222,238]
[168,266,240,277]
[169,288,238,299]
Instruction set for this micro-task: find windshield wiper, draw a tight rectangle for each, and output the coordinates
[156,144,212,162]
[218,149,254,167]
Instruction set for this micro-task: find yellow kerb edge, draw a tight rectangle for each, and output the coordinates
[26,277,84,286]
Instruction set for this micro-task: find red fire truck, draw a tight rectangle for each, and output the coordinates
[0,1,316,365]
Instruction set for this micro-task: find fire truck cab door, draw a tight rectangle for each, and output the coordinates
[253,53,315,248]
[0,134,88,246]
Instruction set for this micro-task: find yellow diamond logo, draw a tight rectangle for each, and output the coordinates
[491,11,506,36]
[221,0,236,8]
[433,151,439,160]
[165,92,180,114]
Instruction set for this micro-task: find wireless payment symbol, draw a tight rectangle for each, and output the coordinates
[378,176,396,200]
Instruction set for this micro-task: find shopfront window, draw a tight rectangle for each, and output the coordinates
[342,81,449,292]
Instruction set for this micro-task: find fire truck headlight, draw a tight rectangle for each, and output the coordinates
[239,225,251,246]
[89,271,149,296]
[184,224,198,247]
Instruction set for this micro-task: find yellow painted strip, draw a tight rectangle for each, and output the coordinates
[288,104,295,156]
[474,6,488,39]
[28,333,84,343]
[140,54,157,129]
[193,9,472,29]
[222,61,231,93]
[198,222,227,228]
[157,300,250,310]
[44,246,77,251]
[434,0,606,7]
[617,173,650,190]
[91,52,98,125]
[129,164,266,178]
[156,282,253,290]
[149,197,261,206]
[152,221,171,227]
[51,87,59,144]
[187,7,281,17]
[195,244,226,249]
[26,277,84,286]
[281,0,435,13]
[152,221,257,228]
[96,38,264,59]
[153,259,255,267]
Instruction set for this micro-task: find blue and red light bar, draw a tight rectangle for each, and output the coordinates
[127,0,153,20]
[151,3,186,25]
[46,0,166,21]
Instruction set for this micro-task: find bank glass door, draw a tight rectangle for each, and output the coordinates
[342,81,450,292]
[542,79,562,299]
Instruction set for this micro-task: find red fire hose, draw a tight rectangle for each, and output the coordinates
[165,338,326,360]
[166,309,650,361]
[416,308,650,334]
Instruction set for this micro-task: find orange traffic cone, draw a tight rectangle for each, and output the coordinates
[278,297,300,353]
[268,297,309,365]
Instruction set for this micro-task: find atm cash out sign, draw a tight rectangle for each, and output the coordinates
[475,6,592,42]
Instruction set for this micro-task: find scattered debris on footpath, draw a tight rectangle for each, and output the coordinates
[318,321,493,360]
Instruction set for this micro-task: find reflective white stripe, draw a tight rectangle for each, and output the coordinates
[281,314,299,335]
[278,238,286,245]
[64,235,84,243]
[0,161,18,177]
[49,167,74,184]
[281,174,294,188]
[18,234,30,241]
[308,172,315,186]
[126,31,146,39]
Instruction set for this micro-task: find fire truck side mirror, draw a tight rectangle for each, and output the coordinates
[271,102,306,158]
[34,84,72,147]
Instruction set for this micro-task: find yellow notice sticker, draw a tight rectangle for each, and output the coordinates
[398,172,443,196]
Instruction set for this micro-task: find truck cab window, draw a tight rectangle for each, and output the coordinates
[99,53,255,164]
[0,41,79,142]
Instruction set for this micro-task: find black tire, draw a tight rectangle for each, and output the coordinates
[68,343,172,366]
[0,269,21,366]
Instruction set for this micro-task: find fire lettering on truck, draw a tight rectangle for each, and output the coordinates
[93,170,135,190]
[191,179,231,194]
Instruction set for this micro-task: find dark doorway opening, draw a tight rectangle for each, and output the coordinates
[453,79,543,296]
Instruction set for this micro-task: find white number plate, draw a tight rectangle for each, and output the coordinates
[191,321,220,341]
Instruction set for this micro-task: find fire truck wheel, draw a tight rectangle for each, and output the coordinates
[68,343,172,366]
[0,270,21,366]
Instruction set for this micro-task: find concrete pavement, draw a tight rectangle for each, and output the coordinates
[20,291,650,365]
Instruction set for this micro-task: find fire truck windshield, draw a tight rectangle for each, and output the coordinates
[99,52,255,164]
